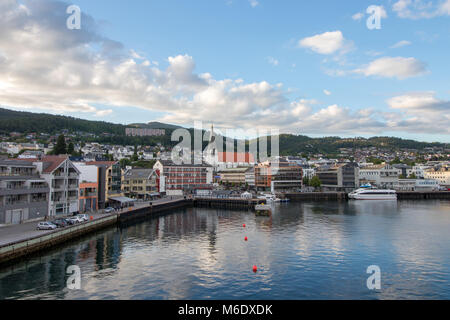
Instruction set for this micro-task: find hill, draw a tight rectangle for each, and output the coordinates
[0,107,125,135]
[0,107,448,154]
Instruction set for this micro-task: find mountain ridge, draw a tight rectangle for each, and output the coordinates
[0,107,448,154]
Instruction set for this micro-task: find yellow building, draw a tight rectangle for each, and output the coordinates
[424,166,450,187]
[122,168,158,200]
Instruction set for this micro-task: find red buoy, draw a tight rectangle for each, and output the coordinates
[243,224,246,228]
[252,265,258,273]
[245,236,248,241]
[90,216,93,221]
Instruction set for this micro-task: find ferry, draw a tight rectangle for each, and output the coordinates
[348,184,397,200]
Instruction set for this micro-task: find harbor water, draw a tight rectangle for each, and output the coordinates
[1,200,449,300]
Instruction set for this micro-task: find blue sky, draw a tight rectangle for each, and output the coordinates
[0,0,449,142]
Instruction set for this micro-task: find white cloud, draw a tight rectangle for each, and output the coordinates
[323,89,332,96]
[249,0,259,8]
[387,92,450,111]
[352,12,364,21]
[386,92,450,133]
[354,57,427,79]
[0,0,447,137]
[267,56,279,66]
[440,0,450,14]
[299,31,352,55]
[390,40,412,48]
[370,5,388,18]
[393,0,450,19]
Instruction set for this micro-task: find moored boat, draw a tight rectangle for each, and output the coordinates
[349,186,397,200]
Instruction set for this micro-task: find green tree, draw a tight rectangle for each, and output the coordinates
[120,158,132,168]
[302,176,310,186]
[67,142,74,155]
[53,134,67,155]
[408,173,417,179]
[310,176,322,189]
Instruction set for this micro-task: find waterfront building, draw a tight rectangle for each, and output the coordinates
[316,162,359,192]
[394,179,440,192]
[121,168,159,200]
[424,166,450,188]
[392,164,412,177]
[74,162,99,213]
[255,158,303,193]
[245,167,255,187]
[85,161,123,208]
[153,160,213,195]
[359,164,399,189]
[15,156,81,217]
[0,160,49,224]
[406,165,432,179]
[218,167,249,186]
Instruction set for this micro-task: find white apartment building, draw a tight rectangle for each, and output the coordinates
[302,168,316,180]
[406,165,432,179]
[359,164,399,189]
[31,156,80,217]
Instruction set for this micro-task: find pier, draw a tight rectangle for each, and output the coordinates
[283,192,348,201]
[193,198,263,210]
[396,191,450,200]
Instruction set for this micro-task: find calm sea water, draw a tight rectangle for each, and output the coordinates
[1,200,450,300]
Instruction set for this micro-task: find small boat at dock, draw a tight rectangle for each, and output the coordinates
[255,204,272,216]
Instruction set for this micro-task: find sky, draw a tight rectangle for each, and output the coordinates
[0,0,449,142]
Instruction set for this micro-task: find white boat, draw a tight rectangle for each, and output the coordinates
[258,194,282,203]
[349,186,397,200]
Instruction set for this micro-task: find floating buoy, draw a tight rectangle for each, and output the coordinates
[243,224,246,228]
[252,265,258,273]
[90,216,93,221]
[245,236,248,241]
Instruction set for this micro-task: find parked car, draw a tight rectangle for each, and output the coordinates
[67,216,82,224]
[37,222,57,230]
[51,219,68,228]
[104,207,115,214]
[63,218,76,225]
[77,214,89,222]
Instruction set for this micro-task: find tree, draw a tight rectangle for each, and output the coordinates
[310,176,322,189]
[408,173,417,179]
[132,145,139,161]
[302,176,310,186]
[399,174,406,179]
[120,158,132,168]
[67,142,74,155]
[53,134,67,155]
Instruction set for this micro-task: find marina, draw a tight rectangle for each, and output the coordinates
[1,200,449,300]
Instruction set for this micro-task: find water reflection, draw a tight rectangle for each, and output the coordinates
[0,200,449,299]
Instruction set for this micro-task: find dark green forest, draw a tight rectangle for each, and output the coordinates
[1,107,448,154]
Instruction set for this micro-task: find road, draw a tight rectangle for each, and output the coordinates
[0,196,186,247]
